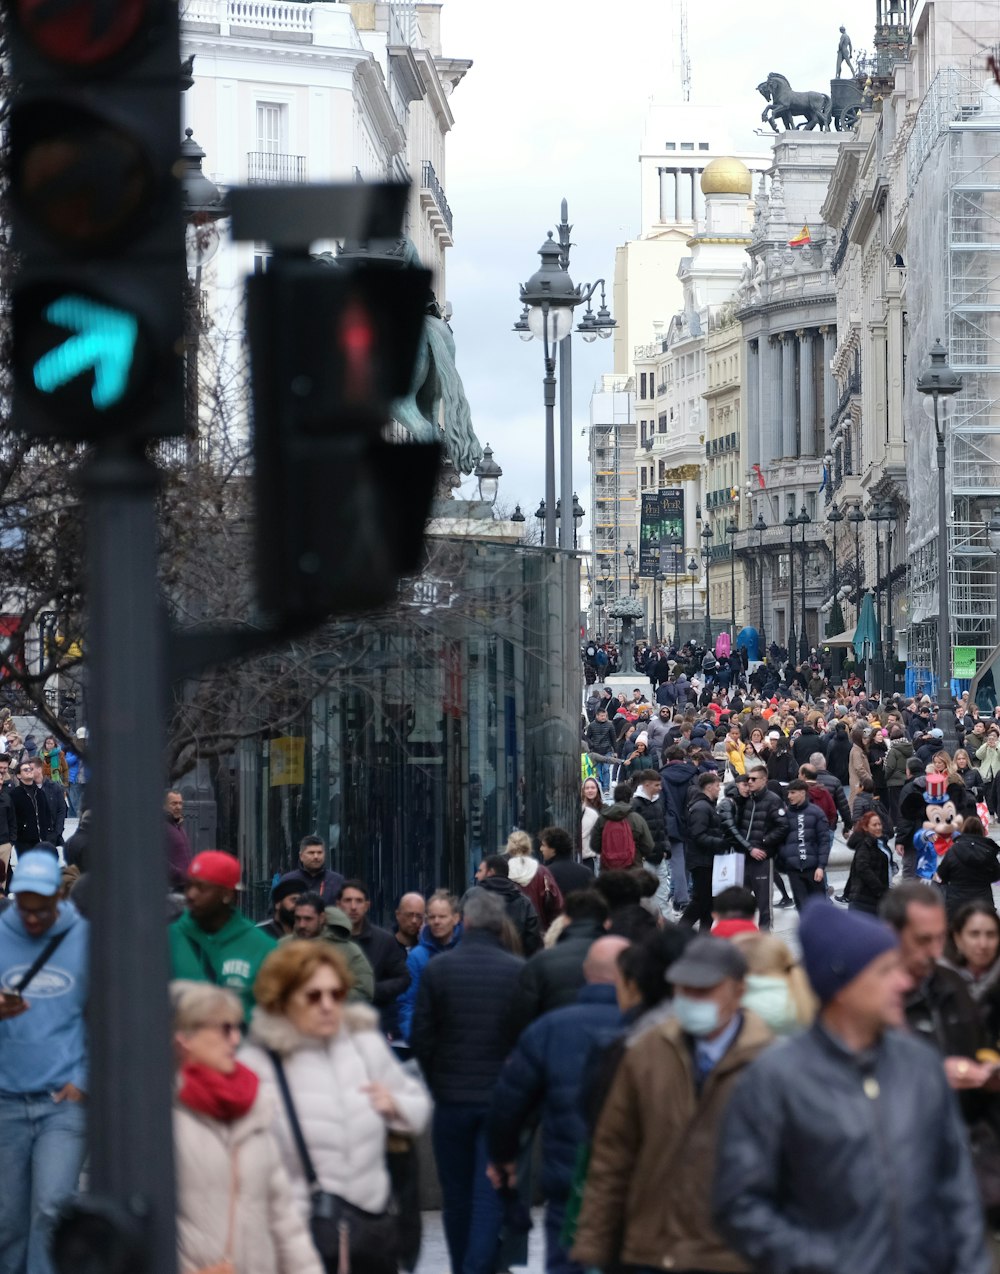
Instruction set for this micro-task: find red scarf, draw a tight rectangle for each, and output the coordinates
[178,1062,259,1122]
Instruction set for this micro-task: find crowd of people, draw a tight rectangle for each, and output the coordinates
[6,656,1000,1274]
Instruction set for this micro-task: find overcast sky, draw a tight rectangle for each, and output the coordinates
[440,0,874,535]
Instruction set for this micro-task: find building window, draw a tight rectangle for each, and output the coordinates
[699,142,709,150]
[639,372,647,399]
[681,142,694,151]
[665,142,676,150]
[658,414,667,433]
[253,241,271,274]
[256,101,286,153]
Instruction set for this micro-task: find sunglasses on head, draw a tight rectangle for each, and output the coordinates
[304,986,347,1005]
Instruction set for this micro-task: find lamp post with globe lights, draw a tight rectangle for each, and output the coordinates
[753,514,767,649]
[725,517,739,641]
[796,504,811,662]
[827,504,845,680]
[667,530,683,644]
[701,525,714,648]
[784,509,798,660]
[916,339,963,752]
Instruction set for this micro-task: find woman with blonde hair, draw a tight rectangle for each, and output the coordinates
[239,943,430,1274]
[730,932,816,1035]
[171,980,323,1274]
[505,830,563,930]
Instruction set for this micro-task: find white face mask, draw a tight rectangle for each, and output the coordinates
[673,994,721,1037]
[742,974,798,1035]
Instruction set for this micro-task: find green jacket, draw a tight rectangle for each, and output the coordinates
[321,906,375,1003]
[169,910,277,1016]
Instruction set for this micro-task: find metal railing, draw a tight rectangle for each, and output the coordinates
[420,162,453,235]
[247,152,306,184]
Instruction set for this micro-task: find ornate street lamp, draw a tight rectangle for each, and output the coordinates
[688,556,699,625]
[571,493,585,549]
[754,513,768,649]
[917,339,963,751]
[666,530,683,645]
[797,504,811,662]
[517,233,578,547]
[701,525,714,648]
[474,443,502,505]
[827,504,845,680]
[726,517,739,641]
[784,509,798,661]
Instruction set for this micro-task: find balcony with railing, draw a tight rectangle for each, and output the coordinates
[420,161,453,241]
[247,152,306,184]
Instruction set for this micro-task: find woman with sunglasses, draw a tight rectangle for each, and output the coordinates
[171,979,322,1274]
[240,942,430,1272]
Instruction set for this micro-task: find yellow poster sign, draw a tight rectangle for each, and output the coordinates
[270,736,305,787]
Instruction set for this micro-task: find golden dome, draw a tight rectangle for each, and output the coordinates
[700,157,753,197]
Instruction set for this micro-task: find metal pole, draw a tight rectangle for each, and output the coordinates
[799,522,808,661]
[674,561,680,645]
[559,335,573,552]
[886,521,894,695]
[730,536,736,640]
[788,524,797,660]
[935,410,958,751]
[83,446,177,1274]
[758,529,766,649]
[872,531,885,694]
[543,311,557,549]
[704,550,712,648]
[830,516,842,684]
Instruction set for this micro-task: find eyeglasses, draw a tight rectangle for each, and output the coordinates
[303,986,347,1005]
[200,1022,242,1038]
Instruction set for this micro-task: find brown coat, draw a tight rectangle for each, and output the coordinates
[572,1011,773,1273]
[848,743,872,804]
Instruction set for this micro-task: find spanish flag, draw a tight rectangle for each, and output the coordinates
[789,225,811,248]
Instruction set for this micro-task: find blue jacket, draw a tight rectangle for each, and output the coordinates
[486,984,622,1200]
[0,901,89,1093]
[396,922,463,1043]
[660,760,699,841]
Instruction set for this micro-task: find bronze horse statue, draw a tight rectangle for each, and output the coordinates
[758,72,832,132]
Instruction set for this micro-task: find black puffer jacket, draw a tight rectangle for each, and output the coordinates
[352,918,411,1034]
[777,799,829,874]
[732,786,788,859]
[718,787,751,853]
[472,876,542,956]
[791,726,823,768]
[410,928,524,1104]
[937,833,1000,916]
[825,726,852,785]
[814,769,852,831]
[630,790,669,864]
[509,918,607,1036]
[684,788,728,870]
[844,830,892,910]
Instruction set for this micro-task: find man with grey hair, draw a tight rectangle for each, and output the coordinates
[411,889,524,1274]
[486,936,628,1274]
[809,751,853,836]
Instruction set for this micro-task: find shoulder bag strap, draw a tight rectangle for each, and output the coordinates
[14,928,69,994]
[267,1049,319,1189]
[223,1143,239,1262]
[185,933,219,985]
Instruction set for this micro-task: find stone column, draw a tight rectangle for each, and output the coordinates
[765,335,782,465]
[746,339,761,470]
[798,329,816,456]
[673,170,680,222]
[781,332,797,458]
[821,325,837,452]
[657,168,667,223]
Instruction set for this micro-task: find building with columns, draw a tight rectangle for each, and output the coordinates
[734,134,841,658]
[631,157,755,644]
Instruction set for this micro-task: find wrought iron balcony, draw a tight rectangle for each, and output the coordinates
[247,151,306,184]
[421,161,453,236]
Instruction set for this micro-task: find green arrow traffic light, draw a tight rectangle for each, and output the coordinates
[32,294,138,409]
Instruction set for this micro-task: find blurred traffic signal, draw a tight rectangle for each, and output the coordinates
[8,0,185,440]
[247,253,442,619]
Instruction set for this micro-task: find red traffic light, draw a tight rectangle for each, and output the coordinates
[14,0,149,67]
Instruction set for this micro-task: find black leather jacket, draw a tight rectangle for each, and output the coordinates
[714,1023,991,1274]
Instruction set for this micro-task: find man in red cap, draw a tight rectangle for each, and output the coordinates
[168,851,275,1015]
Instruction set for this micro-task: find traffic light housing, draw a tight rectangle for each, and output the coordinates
[247,253,441,619]
[7,0,185,441]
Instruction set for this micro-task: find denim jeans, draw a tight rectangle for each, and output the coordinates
[643,856,674,916]
[431,1103,505,1274]
[668,840,690,908]
[0,1092,87,1274]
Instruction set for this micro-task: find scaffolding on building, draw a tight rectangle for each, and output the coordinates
[589,376,637,638]
[905,68,1000,689]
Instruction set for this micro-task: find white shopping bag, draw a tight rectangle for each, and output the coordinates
[712,851,746,893]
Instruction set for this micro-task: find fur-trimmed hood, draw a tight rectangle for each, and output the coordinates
[247,1003,380,1056]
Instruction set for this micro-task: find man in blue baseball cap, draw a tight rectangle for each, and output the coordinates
[0,849,89,1274]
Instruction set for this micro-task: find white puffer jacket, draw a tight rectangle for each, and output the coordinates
[174,1091,323,1274]
[239,1004,431,1218]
